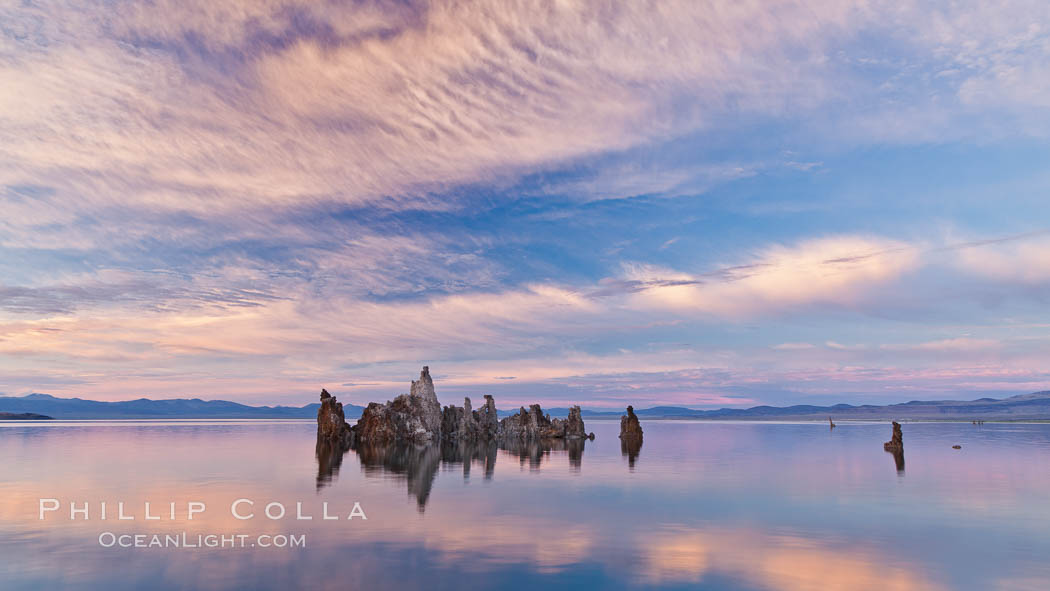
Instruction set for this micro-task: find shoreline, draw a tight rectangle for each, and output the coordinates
[5,417,1050,425]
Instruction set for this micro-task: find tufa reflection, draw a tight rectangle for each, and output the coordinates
[315,436,588,510]
[621,436,642,469]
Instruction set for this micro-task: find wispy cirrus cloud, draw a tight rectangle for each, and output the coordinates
[3,0,1048,242]
[0,0,843,233]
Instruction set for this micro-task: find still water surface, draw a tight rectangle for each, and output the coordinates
[1,420,1048,590]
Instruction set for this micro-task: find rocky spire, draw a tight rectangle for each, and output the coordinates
[476,395,499,439]
[410,366,443,437]
[317,389,351,444]
[565,406,592,439]
[350,366,445,444]
[315,388,354,489]
[883,421,903,452]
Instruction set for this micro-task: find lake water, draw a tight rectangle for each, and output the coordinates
[1,419,1048,590]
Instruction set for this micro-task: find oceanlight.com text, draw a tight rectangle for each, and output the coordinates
[97,532,306,549]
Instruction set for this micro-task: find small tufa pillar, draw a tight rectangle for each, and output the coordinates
[883,421,903,452]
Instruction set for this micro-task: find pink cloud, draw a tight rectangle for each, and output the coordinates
[880,338,1002,352]
[773,342,817,351]
[955,237,1050,285]
[620,236,921,318]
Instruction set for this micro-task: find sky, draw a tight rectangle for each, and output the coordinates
[2,0,1050,409]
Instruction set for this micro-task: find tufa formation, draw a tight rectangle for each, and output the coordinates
[619,405,643,440]
[352,367,443,444]
[619,405,643,468]
[317,366,595,449]
[883,421,903,453]
[316,388,352,449]
[498,404,593,441]
[883,421,905,474]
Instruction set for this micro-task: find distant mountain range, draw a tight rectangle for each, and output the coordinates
[0,393,346,420]
[2,391,1050,420]
[567,391,1050,420]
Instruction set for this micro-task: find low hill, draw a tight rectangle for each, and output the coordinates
[0,412,53,420]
